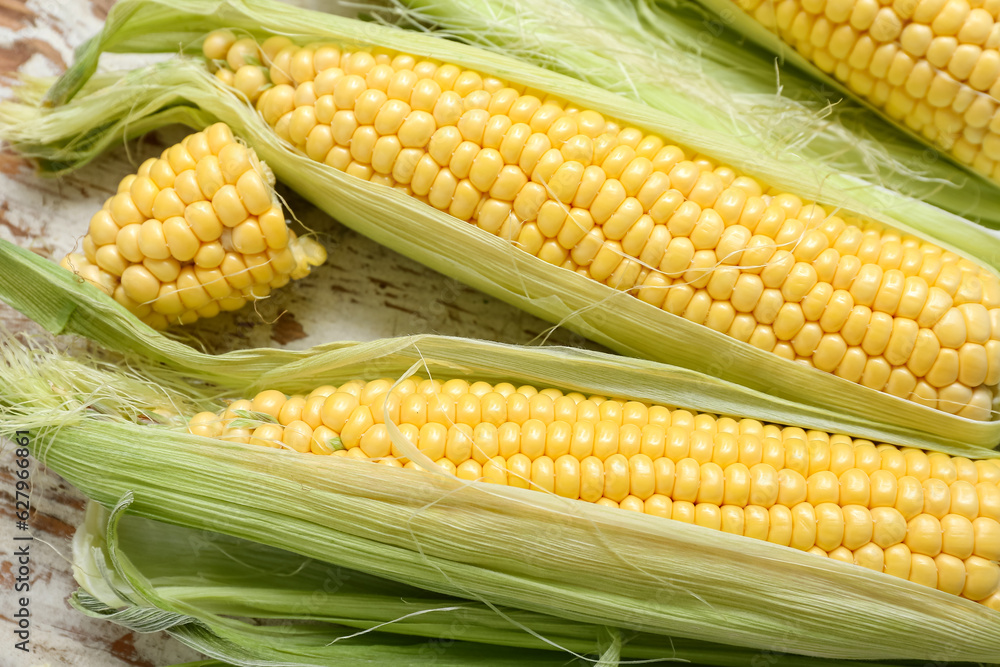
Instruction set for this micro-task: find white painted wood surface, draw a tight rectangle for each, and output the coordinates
[0,1,601,664]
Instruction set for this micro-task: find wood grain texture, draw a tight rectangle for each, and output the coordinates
[0,1,605,665]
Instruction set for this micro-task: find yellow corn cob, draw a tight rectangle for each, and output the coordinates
[58,122,327,329]
[190,377,1000,608]
[731,0,1000,182]
[202,30,1000,420]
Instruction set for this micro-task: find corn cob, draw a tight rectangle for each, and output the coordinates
[58,123,326,328]
[200,31,1000,419]
[191,376,1000,608]
[728,0,1000,183]
[4,317,998,657]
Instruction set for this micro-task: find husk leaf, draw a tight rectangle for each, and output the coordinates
[73,590,574,667]
[69,498,591,667]
[73,501,918,666]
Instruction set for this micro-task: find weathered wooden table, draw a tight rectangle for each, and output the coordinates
[0,1,599,664]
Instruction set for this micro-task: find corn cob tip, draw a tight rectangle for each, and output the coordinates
[733,0,1000,184]
[58,122,326,329]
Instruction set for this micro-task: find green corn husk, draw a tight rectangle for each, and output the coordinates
[73,501,625,665]
[3,0,1000,447]
[3,307,1000,662]
[382,0,1000,227]
[75,500,922,667]
[72,501,608,667]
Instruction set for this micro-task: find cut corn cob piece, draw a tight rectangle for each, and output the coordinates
[730,0,1000,183]
[204,32,1000,419]
[58,122,326,329]
[194,377,1000,608]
